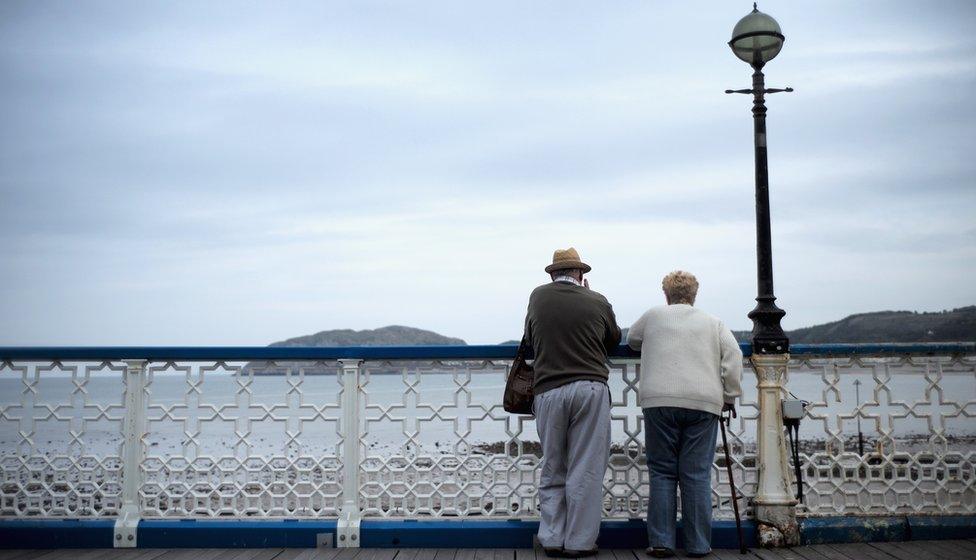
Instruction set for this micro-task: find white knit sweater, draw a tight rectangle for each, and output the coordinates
[627,304,743,416]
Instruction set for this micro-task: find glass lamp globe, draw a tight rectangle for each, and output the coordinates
[729,3,785,69]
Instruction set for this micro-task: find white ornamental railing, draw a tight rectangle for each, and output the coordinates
[0,344,972,525]
[791,351,976,516]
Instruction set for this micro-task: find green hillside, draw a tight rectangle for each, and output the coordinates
[732,306,975,344]
[270,325,466,347]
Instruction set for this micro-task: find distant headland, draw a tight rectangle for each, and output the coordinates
[730,306,975,344]
[244,307,974,375]
[269,325,466,347]
[263,306,976,349]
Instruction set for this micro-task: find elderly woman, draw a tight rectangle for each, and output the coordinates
[627,271,743,558]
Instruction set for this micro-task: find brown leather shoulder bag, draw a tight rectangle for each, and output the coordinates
[503,336,535,415]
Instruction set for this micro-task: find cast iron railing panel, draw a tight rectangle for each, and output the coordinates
[0,344,972,520]
[793,353,976,516]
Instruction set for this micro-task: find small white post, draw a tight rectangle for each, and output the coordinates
[751,353,799,547]
[115,359,148,548]
[337,359,362,547]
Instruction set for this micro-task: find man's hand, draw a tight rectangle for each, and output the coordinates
[583,278,590,289]
[722,402,737,418]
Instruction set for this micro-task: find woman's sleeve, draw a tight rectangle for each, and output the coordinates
[627,312,646,351]
[719,323,743,404]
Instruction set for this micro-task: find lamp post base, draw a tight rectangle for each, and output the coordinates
[751,353,800,547]
[756,503,800,548]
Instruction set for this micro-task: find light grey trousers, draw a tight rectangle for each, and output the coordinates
[533,379,611,551]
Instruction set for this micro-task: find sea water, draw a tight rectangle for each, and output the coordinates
[1,367,973,459]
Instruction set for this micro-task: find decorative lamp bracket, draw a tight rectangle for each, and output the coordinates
[725,86,794,95]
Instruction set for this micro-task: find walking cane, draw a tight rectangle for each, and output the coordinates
[720,407,747,554]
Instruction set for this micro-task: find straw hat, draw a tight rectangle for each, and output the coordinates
[545,247,592,274]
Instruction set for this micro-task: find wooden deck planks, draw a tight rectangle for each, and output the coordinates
[831,543,896,560]
[135,548,191,560]
[752,548,806,560]
[330,549,364,560]
[358,552,382,560]
[429,550,457,560]
[6,553,65,560]
[609,549,636,560]
[867,542,917,560]
[4,542,973,560]
[0,553,38,560]
[950,539,976,554]
[33,550,106,560]
[709,548,754,559]
[787,546,834,560]
[410,550,439,560]
[932,540,976,558]
[394,550,420,560]
[273,549,315,560]
[889,540,967,560]
[372,550,400,560]
[0,553,44,560]
[802,545,855,560]
[470,550,496,560]
[154,550,231,560]
[211,549,275,560]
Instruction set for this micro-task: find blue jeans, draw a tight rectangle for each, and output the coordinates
[643,407,719,555]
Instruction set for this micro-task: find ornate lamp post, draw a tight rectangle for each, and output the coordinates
[727,2,791,354]
[727,3,799,547]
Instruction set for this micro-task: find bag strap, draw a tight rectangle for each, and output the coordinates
[514,334,530,362]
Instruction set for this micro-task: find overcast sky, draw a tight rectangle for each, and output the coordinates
[1,1,974,346]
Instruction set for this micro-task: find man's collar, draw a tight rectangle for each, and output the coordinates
[552,275,582,287]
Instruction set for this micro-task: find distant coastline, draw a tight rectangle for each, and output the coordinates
[732,306,975,344]
[244,307,975,375]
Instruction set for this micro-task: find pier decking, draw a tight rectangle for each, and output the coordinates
[3,543,976,560]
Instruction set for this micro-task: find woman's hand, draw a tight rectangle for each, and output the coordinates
[722,402,737,419]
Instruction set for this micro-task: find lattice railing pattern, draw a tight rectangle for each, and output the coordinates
[0,360,127,516]
[1,350,973,520]
[793,353,976,516]
[357,358,756,519]
[138,360,345,517]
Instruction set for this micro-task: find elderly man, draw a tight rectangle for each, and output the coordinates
[627,271,743,558]
[524,247,621,558]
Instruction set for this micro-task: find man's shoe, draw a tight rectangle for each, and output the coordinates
[645,548,675,558]
[562,550,597,559]
[543,548,567,559]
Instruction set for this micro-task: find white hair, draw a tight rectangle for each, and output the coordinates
[662,270,699,305]
[551,268,584,280]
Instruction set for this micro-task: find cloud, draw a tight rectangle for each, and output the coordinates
[0,0,974,345]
